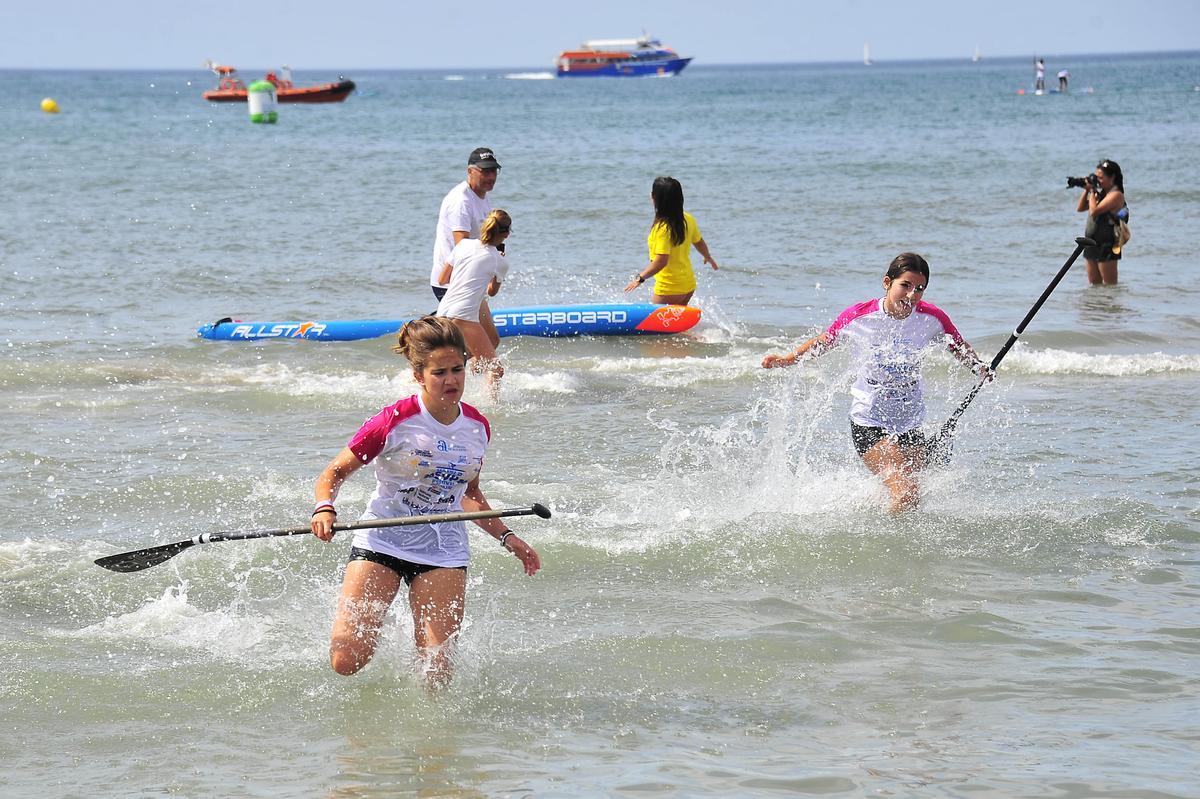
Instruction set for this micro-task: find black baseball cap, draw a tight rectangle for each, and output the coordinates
[468,147,501,170]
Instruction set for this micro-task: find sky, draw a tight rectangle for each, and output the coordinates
[1,0,1196,70]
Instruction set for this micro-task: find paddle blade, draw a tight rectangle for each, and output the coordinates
[531,503,552,519]
[926,433,955,467]
[94,539,197,573]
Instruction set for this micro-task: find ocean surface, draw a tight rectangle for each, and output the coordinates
[3,52,1199,798]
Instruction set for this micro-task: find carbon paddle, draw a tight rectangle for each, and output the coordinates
[930,236,1094,460]
[95,504,552,573]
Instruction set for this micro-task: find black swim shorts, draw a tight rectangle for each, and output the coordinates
[348,546,465,585]
[1082,239,1122,262]
[850,421,930,457]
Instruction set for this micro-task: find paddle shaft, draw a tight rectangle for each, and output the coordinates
[95,505,550,573]
[205,506,543,544]
[936,236,1093,445]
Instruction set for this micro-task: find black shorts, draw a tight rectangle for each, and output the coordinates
[348,546,465,585]
[431,285,448,301]
[1083,240,1122,262]
[850,421,930,457]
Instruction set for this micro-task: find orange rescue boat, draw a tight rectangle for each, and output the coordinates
[202,63,355,104]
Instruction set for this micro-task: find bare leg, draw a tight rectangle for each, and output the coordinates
[408,567,467,690]
[1097,259,1119,285]
[651,291,695,306]
[1084,258,1103,285]
[451,318,504,396]
[861,437,922,513]
[479,298,501,348]
[330,560,402,676]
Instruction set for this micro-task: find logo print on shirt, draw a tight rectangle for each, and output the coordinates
[437,439,449,452]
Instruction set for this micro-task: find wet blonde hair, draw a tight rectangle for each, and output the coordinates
[393,315,468,371]
[479,209,512,247]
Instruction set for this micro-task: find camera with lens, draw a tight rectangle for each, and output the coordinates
[1066,174,1100,190]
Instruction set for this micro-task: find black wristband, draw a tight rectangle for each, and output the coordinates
[312,508,337,518]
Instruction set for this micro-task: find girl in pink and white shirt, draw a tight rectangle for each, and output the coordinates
[762,253,990,513]
[310,316,540,688]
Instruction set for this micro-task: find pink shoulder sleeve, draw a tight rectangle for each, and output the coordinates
[916,301,964,345]
[348,396,421,463]
[460,402,491,441]
[825,300,878,343]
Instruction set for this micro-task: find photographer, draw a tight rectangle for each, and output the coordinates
[1074,159,1126,285]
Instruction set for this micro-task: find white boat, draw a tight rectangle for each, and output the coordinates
[972,45,982,63]
[863,42,873,66]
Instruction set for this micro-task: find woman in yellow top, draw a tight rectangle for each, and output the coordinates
[624,176,718,305]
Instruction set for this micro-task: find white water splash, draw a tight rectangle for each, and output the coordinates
[1005,346,1200,376]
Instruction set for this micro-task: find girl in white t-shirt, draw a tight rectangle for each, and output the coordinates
[436,209,511,395]
[761,253,991,513]
[310,316,540,688]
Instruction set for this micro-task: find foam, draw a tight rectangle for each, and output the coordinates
[587,351,764,387]
[74,583,276,657]
[1004,347,1200,376]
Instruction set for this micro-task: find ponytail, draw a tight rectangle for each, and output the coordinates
[480,209,512,247]
[393,315,467,370]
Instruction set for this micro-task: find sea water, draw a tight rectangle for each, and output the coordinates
[2,53,1199,797]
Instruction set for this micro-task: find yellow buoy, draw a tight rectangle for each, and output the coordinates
[41,98,60,114]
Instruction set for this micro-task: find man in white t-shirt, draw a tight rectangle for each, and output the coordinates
[431,147,502,344]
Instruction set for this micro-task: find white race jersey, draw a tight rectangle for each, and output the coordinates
[824,298,965,433]
[347,394,491,567]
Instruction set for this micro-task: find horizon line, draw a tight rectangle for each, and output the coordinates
[1,47,1195,73]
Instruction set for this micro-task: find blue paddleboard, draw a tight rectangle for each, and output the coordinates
[196,304,702,342]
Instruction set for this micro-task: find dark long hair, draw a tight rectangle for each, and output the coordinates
[651,176,686,247]
[885,252,930,284]
[1097,159,1124,192]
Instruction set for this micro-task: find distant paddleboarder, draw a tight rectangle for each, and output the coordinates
[310,316,540,688]
[761,253,991,513]
[1035,57,1046,93]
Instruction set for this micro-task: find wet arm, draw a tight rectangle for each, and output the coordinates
[311,447,366,540]
[762,333,833,369]
[694,238,718,270]
[463,478,540,575]
[1088,188,1124,218]
[625,253,670,292]
[949,339,993,378]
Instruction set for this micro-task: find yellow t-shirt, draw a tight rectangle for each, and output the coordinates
[647,212,702,295]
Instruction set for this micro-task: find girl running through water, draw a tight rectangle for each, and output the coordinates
[311,316,540,688]
[762,253,991,513]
